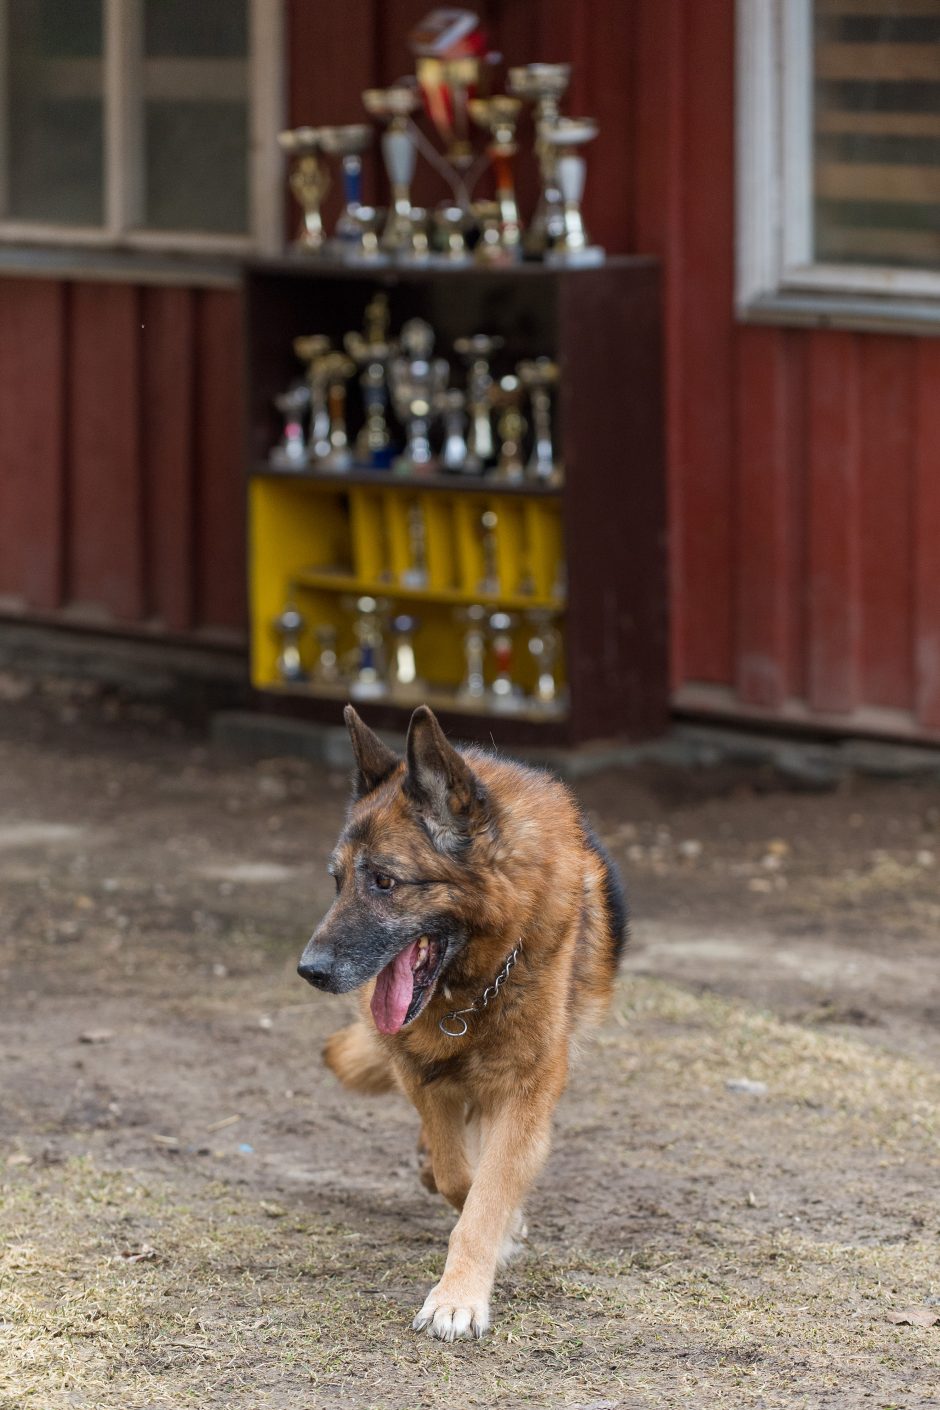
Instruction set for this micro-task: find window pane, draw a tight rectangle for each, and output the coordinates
[6,0,104,225]
[814,0,940,270]
[139,0,249,234]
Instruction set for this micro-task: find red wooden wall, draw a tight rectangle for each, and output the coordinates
[2,0,939,738]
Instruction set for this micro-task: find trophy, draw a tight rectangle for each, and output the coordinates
[347,205,385,261]
[456,603,488,703]
[315,124,373,250]
[345,293,395,468]
[292,334,332,462]
[541,118,603,265]
[410,9,497,171]
[317,352,355,470]
[478,508,500,595]
[278,127,330,252]
[493,375,526,484]
[468,96,523,253]
[347,594,388,699]
[440,388,471,472]
[433,205,474,264]
[402,501,429,588]
[362,86,421,254]
[518,358,562,484]
[472,199,511,265]
[507,64,571,255]
[527,610,565,711]
[489,611,522,711]
[454,334,502,471]
[389,613,423,698]
[273,600,307,683]
[388,318,449,474]
[270,384,310,469]
[312,623,341,685]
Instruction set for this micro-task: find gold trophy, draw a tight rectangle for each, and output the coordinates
[292,334,332,461]
[507,63,571,255]
[541,117,603,265]
[317,352,356,471]
[362,86,421,254]
[344,293,395,469]
[492,375,527,484]
[468,96,523,253]
[278,127,329,252]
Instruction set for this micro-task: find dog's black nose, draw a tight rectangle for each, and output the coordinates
[297,951,333,989]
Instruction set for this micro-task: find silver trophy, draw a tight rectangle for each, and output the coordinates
[362,86,422,255]
[541,118,604,265]
[389,613,423,698]
[273,601,307,683]
[440,388,471,472]
[507,64,571,255]
[479,508,500,595]
[347,594,388,699]
[270,383,310,469]
[388,318,449,474]
[312,622,342,685]
[315,124,373,250]
[527,610,565,712]
[454,334,503,472]
[345,292,395,469]
[456,603,488,704]
[401,501,429,588]
[433,204,474,264]
[518,358,562,484]
[292,334,332,462]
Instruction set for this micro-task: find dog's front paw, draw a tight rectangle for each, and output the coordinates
[412,1282,490,1341]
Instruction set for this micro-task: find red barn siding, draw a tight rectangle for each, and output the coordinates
[1,0,940,739]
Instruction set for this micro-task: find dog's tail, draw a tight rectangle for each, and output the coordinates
[322,1020,398,1095]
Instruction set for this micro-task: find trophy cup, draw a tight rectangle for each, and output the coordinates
[454,334,502,471]
[402,501,429,588]
[347,594,389,699]
[270,384,310,469]
[292,334,333,462]
[506,63,571,255]
[362,86,421,254]
[456,603,488,704]
[518,358,562,484]
[278,127,329,252]
[347,205,385,261]
[493,375,527,484]
[312,622,342,685]
[488,611,523,711]
[478,508,500,595]
[345,293,395,468]
[388,318,449,474]
[273,600,307,683]
[433,204,474,264]
[472,199,511,265]
[440,388,471,472]
[316,352,355,471]
[314,124,372,250]
[468,96,523,253]
[526,610,565,712]
[389,613,423,698]
[541,118,604,265]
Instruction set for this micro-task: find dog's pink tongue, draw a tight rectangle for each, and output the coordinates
[371,943,417,1035]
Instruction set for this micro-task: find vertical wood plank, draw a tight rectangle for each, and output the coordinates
[806,331,862,714]
[913,337,940,733]
[0,280,67,609]
[858,336,915,709]
[141,286,196,632]
[194,288,247,634]
[69,283,145,620]
[734,326,791,708]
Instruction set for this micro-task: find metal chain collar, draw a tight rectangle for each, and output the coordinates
[438,942,522,1038]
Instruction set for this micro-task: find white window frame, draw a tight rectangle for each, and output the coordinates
[0,0,284,256]
[736,0,940,328]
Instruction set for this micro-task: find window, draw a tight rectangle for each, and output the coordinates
[0,0,284,254]
[737,0,940,327]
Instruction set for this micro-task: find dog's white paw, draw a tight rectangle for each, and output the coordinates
[412,1283,490,1341]
[498,1208,529,1267]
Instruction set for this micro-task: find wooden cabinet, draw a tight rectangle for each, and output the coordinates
[245,256,667,746]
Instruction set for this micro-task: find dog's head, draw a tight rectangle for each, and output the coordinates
[297,705,494,1034]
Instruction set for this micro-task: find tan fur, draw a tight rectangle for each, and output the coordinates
[315,708,625,1341]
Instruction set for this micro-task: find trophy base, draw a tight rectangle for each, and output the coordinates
[544,245,605,268]
[349,679,388,701]
[313,451,353,473]
[269,448,310,472]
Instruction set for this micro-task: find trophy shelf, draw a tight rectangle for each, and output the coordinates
[244,257,668,747]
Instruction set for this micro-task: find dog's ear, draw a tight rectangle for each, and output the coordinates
[404,706,487,852]
[344,705,399,799]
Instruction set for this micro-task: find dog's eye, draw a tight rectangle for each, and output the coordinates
[374,873,395,892]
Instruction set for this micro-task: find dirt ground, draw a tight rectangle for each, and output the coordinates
[1,675,938,1409]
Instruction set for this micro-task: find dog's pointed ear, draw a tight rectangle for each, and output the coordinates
[344,705,399,799]
[404,706,487,851]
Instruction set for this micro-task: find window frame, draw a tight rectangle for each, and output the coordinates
[736,0,940,330]
[0,0,285,256]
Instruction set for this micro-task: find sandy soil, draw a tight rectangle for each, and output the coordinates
[0,678,938,1409]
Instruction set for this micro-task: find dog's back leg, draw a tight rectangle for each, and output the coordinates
[322,1021,397,1095]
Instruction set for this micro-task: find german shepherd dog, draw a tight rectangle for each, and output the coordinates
[298,705,627,1341]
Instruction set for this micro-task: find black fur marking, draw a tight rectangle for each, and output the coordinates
[418,1052,467,1086]
[581,819,629,965]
